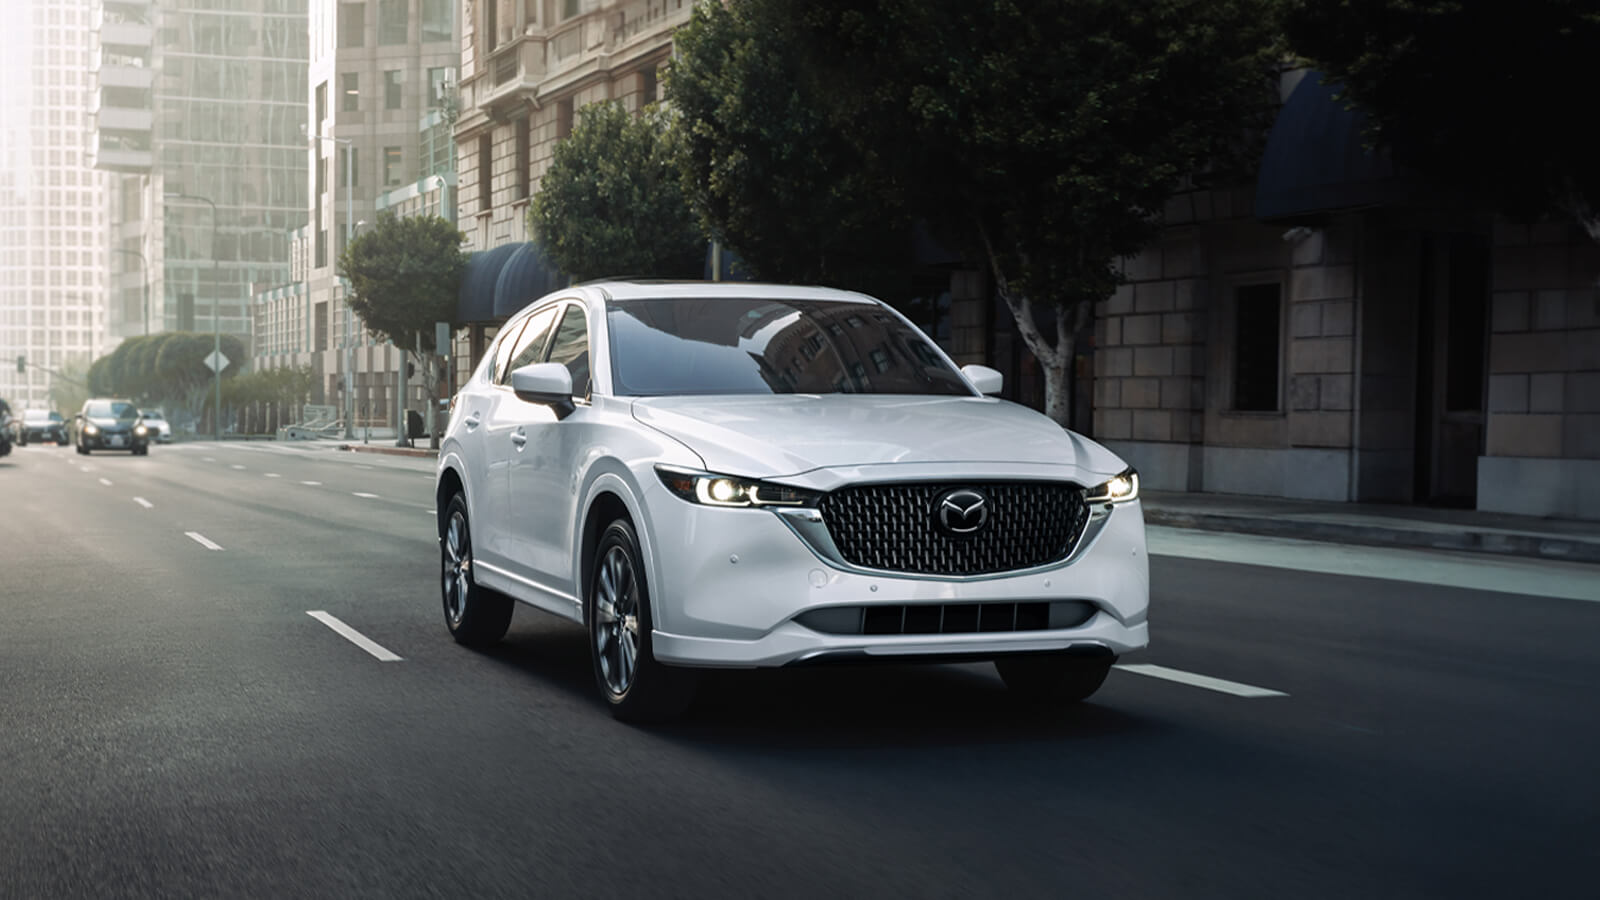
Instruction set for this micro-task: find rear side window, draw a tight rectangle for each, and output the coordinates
[489,319,528,384]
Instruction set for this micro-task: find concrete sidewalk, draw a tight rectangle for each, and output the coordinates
[343,443,438,459]
[1142,491,1600,566]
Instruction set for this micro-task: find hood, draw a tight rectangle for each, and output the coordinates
[631,394,1126,479]
[88,416,136,429]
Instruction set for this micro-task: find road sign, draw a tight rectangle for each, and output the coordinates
[204,350,230,373]
[436,321,451,358]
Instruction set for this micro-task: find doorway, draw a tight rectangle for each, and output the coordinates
[1413,232,1489,506]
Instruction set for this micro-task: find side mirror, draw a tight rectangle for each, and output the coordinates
[509,362,575,415]
[961,364,1004,396]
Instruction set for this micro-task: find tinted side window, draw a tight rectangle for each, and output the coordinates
[489,319,528,384]
[544,304,591,398]
[499,306,561,385]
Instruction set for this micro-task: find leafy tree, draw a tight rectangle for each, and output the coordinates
[47,354,91,415]
[667,1,920,305]
[668,0,1282,424]
[338,212,465,445]
[1286,0,1600,241]
[530,101,704,281]
[87,332,245,429]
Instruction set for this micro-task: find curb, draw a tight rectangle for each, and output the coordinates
[341,444,439,459]
[1143,509,1600,566]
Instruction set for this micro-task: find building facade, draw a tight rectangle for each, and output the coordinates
[1084,71,1600,520]
[0,0,111,412]
[92,0,308,381]
[249,0,457,433]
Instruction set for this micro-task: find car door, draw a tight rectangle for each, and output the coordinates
[507,301,593,608]
[476,305,562,572]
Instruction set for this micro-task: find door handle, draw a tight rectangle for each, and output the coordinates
[510,431,527,447]
[464,413,481,429]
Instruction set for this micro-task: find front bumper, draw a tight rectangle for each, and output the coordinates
[83,432,148,450]
[638,479,1150,669]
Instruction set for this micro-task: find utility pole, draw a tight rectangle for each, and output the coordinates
[164,192,220,440]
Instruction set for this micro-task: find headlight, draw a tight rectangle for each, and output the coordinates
[1085,467,1139,505]
[655,466,820,508]
[135,425,148,436]
[84,423,99,435]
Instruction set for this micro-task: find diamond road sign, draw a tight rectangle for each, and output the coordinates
[204,350,230,373]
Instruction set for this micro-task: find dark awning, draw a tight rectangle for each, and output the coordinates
[492,241,567,319]
[456,242,520,324]
[1254,71,1416,223]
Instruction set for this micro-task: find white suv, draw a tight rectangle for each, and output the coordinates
[436,281,1149,721]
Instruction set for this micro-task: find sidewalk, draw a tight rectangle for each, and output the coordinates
[1141,491,1600,566]
[343,442,438,459]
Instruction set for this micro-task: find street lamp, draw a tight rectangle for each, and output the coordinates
[307,127,356,440]
[163,192,220,441]
[110,247,150,337]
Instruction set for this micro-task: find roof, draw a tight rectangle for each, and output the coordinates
[584,280,882,304]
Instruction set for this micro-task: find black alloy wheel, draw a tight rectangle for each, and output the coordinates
[439,492,513,645]
[588,519,696,723]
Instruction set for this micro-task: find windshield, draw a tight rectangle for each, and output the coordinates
[606,298,971,397]
[140,410,163,420]
[87,401,140,419]
[23,410,50,423]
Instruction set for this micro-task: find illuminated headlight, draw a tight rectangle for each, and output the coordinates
[134,425,148,436]
[84,423,99,435]
[1085,468,1139,505]
[656,466,819,508]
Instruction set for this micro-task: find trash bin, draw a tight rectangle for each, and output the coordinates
[407,409,425,439]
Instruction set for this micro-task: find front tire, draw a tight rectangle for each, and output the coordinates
[440,492,513,645]
[995,655,1113,704]
[588,519,696,723]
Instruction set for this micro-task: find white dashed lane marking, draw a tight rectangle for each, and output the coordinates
[300,481,322,486]
[133,497,153,509]
[185,532,224,551]
[352,492,380,499]
[264,473,280,478]
[307,611,402,662]
[98,478,113,486]
[1115,664,1288,698]
[230,464,246,470]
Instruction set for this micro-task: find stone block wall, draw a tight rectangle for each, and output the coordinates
[1283,220,1358,451]
[1480,220,1600,519]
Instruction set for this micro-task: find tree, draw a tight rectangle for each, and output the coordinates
[48,354,90,415]
[87,332,246,431]
[530,101,705,281]
[668,0,1282,424]
[1285,0,1600,241]
[338,212,466,445]
[667,1,921,305]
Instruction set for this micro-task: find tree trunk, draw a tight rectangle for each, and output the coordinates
[1042,332,1074,425]
[979,222,1071,426]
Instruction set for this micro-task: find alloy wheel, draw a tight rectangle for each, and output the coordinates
[593,544,640,696]
[442,509,472,626]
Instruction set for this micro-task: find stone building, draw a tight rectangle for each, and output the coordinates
[1080,70,1600,520]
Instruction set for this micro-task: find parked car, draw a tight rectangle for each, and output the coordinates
[138,409,173,443]
[72,398,151,455]
[13,409,67,445]
[0,400,11,458]
[435,281,1148,722]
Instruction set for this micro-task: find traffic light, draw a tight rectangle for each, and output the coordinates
[15,355,22,374]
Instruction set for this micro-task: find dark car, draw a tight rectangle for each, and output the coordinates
[14,409,67,445]
[73,398,151,455]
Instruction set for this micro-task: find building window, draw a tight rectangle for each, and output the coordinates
[515,118,531,200]
[556,98,573,139]
[561,0,579,20]
[338,2,364,48]
[477,135,491,210]
[427,66,454,107]
[341,72,359,112]
[485,0,497,52]
[383,146,403,186]
[385,69,403,109]
[421,0,451,43]
[378,0,408,44]
[1232,283,1282,412]
[314,80,327,126]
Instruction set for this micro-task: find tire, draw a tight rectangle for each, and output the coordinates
[588,519,697,723]
[439,492,513,646]
[80,442,91,456]
[995,655,1113,704]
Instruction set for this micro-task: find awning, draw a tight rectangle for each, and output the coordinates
[1254,71,1416,223]
[456,242,520,323]
[492,241,567,318]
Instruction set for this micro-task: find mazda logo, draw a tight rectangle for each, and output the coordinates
[936,488,990,535]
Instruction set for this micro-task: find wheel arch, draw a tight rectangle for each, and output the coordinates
[576,469,655,627]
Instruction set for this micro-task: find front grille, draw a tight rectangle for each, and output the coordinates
[817,481,1090,575]
[796,601,1096,635]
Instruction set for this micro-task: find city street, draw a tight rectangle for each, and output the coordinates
[1,440,1596,899]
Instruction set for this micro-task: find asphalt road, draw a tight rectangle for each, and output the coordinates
[2,440,1596,899]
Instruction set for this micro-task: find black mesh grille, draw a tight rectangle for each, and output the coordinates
[817,482,1090,576]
